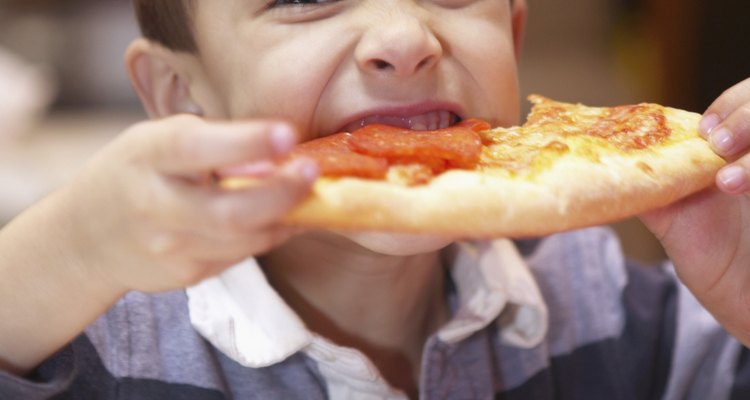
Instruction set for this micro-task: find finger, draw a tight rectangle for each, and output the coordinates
[703,99,750,159]
[716,159,750,195]
[152,157,316,235]
[700,77,750,137]
[203,158,318,231]
[215,160,277,181]
[139,115,298,174]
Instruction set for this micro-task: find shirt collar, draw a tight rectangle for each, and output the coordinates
[186,239,548,368]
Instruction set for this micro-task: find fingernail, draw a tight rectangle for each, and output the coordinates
[710,127,735,154]
[718,165,746,193]
[699,114,722,138]
[296,158,319,183]
[271,124,296,155]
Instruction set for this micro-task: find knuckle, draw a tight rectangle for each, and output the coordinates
[171,131,202,165]
[122,120,152,139]
[713,87,747,117]
[167,113,204,130]
[722,85,745,104]
[728,103,750,137]
[160,115,207,163]
[719,86,736,103]
[738,102,750,118]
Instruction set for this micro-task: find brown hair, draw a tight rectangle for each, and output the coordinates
[133,0,197,53]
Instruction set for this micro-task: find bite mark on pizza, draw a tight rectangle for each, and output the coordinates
[221,96,726,238]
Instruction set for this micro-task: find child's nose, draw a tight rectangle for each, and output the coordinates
[354,9,443,78]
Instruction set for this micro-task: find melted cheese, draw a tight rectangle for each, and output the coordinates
[475,96,675,177]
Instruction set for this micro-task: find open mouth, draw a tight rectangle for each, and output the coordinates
[341,110,461,133]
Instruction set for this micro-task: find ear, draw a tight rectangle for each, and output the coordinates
[124,38,204,119]
[510,0,528,61]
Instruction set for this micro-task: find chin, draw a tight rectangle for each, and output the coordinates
[345,231,455,256]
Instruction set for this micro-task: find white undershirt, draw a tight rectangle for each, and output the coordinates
[186,239,547,399]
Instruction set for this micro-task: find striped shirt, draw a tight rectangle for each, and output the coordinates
[2,227,748,399]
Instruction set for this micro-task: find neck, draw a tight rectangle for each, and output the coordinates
[260,231,451,395]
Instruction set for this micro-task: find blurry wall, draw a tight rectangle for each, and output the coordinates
[520,0,750,111]
[694,0,750,110]
[520,0,640,106]
[0,0,141,109]
[0,0,143,225]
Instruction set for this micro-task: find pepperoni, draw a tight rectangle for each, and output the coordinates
[290,119,489,181]
[347,121,483,171]
[290,132,388,179]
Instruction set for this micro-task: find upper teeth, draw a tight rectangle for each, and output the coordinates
[346,110,457,132]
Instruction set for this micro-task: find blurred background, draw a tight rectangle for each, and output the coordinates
[0,0,748,264]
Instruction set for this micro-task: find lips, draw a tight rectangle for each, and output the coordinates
[341,110,461,133]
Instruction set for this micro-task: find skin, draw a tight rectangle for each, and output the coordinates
[173,1,525,393]
[1,0,750,397]
[642,78,750,346]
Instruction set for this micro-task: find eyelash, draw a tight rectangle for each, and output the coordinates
[266,0,340,8]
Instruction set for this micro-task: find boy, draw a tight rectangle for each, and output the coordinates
[2,0,750,398]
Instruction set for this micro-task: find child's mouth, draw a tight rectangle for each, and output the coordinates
[341,110,461,133]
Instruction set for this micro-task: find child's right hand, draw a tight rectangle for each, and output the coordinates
[65,114,318,294]
[0,114,318,374]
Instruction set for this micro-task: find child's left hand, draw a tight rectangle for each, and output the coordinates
[641,77,750,346]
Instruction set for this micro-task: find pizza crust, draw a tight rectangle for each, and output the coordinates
[282,106,725,238]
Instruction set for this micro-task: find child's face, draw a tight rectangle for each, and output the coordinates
[187,0,526,140]
[183,0,526,254]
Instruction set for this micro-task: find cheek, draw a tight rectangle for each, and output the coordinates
[345,231,455,256]
[236,57,320,120]
[482,59,521,125]
[445,17,521,125]
[471,46,520,124]
[204,40,337,134]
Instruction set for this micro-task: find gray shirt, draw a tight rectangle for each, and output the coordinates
[1,227,746,399]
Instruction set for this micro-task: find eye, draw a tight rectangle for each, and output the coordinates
[267,0,340,7]
[263,0,345,21]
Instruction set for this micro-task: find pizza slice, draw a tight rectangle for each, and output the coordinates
[222,96,726,238]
